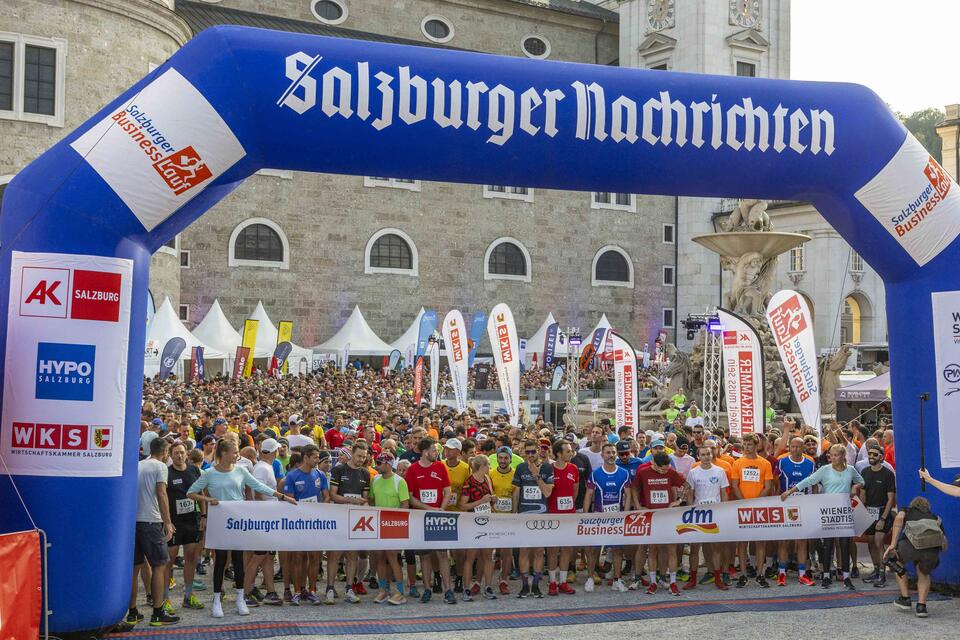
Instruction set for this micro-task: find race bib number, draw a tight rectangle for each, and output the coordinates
[419,488,438,504]
[868,506,882,521]
[650,490,669,505]
[602,503,620,513]
[495,497,513,512]
[741,467,761,483]
[523,485,542,501]
[175,498,195,516]
[474,502,491,514]
[557,496,574,511]
[344,493,361,501]
[301,496,318,503]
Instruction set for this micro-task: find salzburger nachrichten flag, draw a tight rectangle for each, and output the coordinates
[442,310,469,413]
[717,308,764,437]
[487,303,520,425]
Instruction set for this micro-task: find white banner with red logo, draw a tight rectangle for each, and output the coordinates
[441,310,469,414]
[718,308,764,437]
[205,493,870,551]
[487,303,520,425]
[413,356,424,406]
[766,290,822,447]
[932,291,960,468]
[428,339,439,410]
[2,252,133,476]
[610,332,638,436]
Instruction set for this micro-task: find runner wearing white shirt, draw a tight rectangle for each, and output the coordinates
[244,439,283,608]
[684,406,704,430]
[670,438,695,478]
[684,445,729,591]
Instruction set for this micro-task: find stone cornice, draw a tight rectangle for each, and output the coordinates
[72,0,192,46]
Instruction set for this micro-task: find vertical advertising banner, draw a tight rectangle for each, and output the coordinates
[190,345,205,381]
[766,290,822,447]
[241,319,258,377]
[416,310,438,357]
[0,530,42,639]
[932,292,960,467]
[442,310,469,413]
[388,349,402,371]
[270,342,292,377]
[428,338,440,410]
[233,346,250,381]
[277,320,293,374]
[158,336,187,380]
[2,251,133,477]
[718,308,764,437]
[413,356,424,405]
[468,311,487,367]
[610,332,638,436]
[551,364,565,390]
[340,342,351,373]
[487,303,520,425]
[544,322,560,368]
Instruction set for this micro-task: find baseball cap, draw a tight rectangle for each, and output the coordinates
[650,439,666,449]
[260,438,280,453]
[140,431,158,454]
[213,417,227,426]
[376,452,395,464]
[644,430,656,438]
[538,437,551,448]
[496,446,513,457]
[444,438,462,451]
[563,432,577,443]
[151,418,163,426]
[676,437,690,449]
[616,440,631,453]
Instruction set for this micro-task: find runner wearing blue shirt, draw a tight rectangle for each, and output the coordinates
[775,437,817,586]
[583,443,632,593]
[280,445,326,605]
[615,440,643,481]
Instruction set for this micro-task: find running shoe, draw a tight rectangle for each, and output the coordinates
[169,577,176,590]
[756,576,770,588]
[325,587,336,605]
[250,586,265,602]
[262,592,282,606]
[196,563,207,576]
[558,583,576,595]
[162,599,176,615]
[408,586,420,599]
[874,574,887,588]
[746,565,757,578]
[345,589,360,604]
[646,583,658,595]
[211,598,224,619]
[736,575,749,588]
[368,575,379,590]
[182,595,204,611]
[777,573,787,587]
[470,582,481,595]
[677,569,690,582]
[843,578,855,591]
[821,577,832,589]
[387,592,407,605]
[290,593,301,607]
[125,610,144,625]
[764,565,777,580]
[683,576,698,591]
[702,571,714,583]
[851,567,860,579]
[863,569,878,584]
[284,589,294,603]
[499,581,510,595]
[353,581,368,596]
[548,581,559,596]
[374,591,390,604]
[175,556,185,569]
[303,590,322,605]
[517,584,530,599]
[462,591,473,602]
[714,573,728,590]
[420,589,432,604]
[444,589,458,605]
[669,583,681,596]
[149,612,180,627]
[566,572,576,584]
[916,603,928,618]
[612,579,628,593]
[454,576,464,593]
[483,587,497,600]
[243,595,260,608]
[798,574,816,586]
[531,584,544,598]
[894,596,912,611]
[192,579,206,591]
[584,577,595,592]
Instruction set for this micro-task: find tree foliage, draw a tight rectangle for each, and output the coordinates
[896,107,944,162]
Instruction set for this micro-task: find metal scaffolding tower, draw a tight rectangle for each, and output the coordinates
[702,326,723,431]
[565,328,581,428]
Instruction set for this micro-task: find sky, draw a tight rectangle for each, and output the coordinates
[791,0,959,114]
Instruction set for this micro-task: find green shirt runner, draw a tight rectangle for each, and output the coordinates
[370,473,410,508]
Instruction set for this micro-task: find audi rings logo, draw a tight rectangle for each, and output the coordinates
[474,516,490,526]
[525,519,560,531]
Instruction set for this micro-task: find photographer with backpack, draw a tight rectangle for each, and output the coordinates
[885,494,948,618]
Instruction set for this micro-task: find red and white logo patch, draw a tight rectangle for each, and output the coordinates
[20,267,69,318]
[71,270,121,322]
[152,146,213,196]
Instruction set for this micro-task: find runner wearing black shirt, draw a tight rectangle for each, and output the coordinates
[861,446,896,587]
[167,442,204,611]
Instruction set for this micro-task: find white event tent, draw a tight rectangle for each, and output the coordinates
[586,314,613,344]
[246,301,314,370]
[314,305,395,357]
[191,299,250,356]
[145,297,224,377]
[389,307,424,353]
[525,313,569,366]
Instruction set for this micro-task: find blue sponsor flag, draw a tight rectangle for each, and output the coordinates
[159,337,187,379]
[544,322,559,368]
[551,364,565,390]
[273,341,293,368]
[191,346,205,380]
[588,327,607,370]
[416,310,438,357]
[467,311,487,366]
[388,349,402,371]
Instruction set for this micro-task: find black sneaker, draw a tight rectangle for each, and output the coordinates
[873,574,887,588]
[149,612,180,627]
[821,577,832,589]
[174,556,184,569]
[454,576,464,594]
[764,566,777,580]
[851,567,860,579]
[432,573,443,594]
[517,585,530,599]
[225,566,235,581]
[863,570,878,584]
[250,586,265,602]
[368,575,379,590]
[916,603,928,618]
[531,584,544,598]
[196,562,207,576]
[894,596,912,611]
[843,578,855,591]
[746,565,757,578]
[756,576,770,588]
[125,609,144,625]
[262,592,283,606]
[736,575,749,588]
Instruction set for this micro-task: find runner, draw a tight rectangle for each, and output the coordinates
[328,442,372,604]
[245,438,283,608]
[730,433,776,588]
[489,446,517,594]
[546,440,578,596]
[776,437,817,586]
[512,438,554,598]
[860,444,896,587]
[459,455,498,601]
[684,445,730,590]
[369,451,409,605]
[165,441,204,612]
[632,451,686,595]
[582,442,631,593]
[281,445,327,604]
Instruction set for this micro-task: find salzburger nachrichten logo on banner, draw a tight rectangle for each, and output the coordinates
[35,342,95,401]
[424,512,459,541]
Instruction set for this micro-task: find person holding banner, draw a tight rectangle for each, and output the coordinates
[187,439,297,618]
[546,440,579,596]
[583,443,631,594]
[684,445,730,591]
[781,443,864,590]
[459,456,498,601]
[281,445,327,604]
[512,439,555,599]
[490,447,517,595]
[369,452,410,605]
[329,442,372,604]
[632,452,686,596]
[731,434,777,589]
[776,438,817,587]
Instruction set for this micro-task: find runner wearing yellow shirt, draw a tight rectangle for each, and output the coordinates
[490,447,516,595]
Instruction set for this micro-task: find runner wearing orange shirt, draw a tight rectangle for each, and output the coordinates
[730,433,775,588]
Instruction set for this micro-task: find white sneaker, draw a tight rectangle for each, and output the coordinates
[584,577,595,593]
[325,588,336,605]
[236,590,250,616]
[212,595,224,618]
[612,579,628,593]
[628,579,641,591]
[345,588,360,604]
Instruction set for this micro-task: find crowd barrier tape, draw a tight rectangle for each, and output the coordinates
[206,494,870,551]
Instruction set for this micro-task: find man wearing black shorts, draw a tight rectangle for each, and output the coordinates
[167,441,204,610]
[130,437,179,627]
[861,445,896,587]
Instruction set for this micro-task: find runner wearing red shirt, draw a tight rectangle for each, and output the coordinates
[631,452,686,596]
[405,437,456,605]
[547,440,578,596]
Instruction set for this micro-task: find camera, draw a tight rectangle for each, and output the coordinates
[883,554,906,577]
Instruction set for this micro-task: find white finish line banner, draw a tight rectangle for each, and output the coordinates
[206,494,870,551]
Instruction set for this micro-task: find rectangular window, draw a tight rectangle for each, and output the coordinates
[789,244,805,272]
[592,192,636,212]
[736,61,757,77]
[662,265,675,286]
[0,33,66,126]
[662,308,675,329]
[850,252,864,272]
[483,185,534,202]
[649,63,668,71]
[363,176,421,191]
[180,250,190,268]
[178,304,189,322]
[662,223,675,244]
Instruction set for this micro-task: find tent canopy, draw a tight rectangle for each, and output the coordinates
[526,312,569,361]
[837,371,890,402]
[191,299,247,356]
[314,305,395,356]
[145,297,225,375]
[246,301,313,362]
[389,307,425,352]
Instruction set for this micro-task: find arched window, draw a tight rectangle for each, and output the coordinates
[228,218,289,269]
[592,246,634,288]
[365,228,419,276]
[484,238,531,282]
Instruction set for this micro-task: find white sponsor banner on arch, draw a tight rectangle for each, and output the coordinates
[718,308,764,437]
[205,493,869,551]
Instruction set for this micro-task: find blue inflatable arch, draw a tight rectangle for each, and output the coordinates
[2,25,959,634]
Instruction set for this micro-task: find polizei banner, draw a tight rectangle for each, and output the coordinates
[205,494,870,551]
[766,290,822,448]
[718,308,764,437]
[487,303,520,425]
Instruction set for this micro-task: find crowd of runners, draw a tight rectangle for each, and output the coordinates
[129,362,936,631]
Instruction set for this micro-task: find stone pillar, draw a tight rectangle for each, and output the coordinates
[936,104,960,180]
